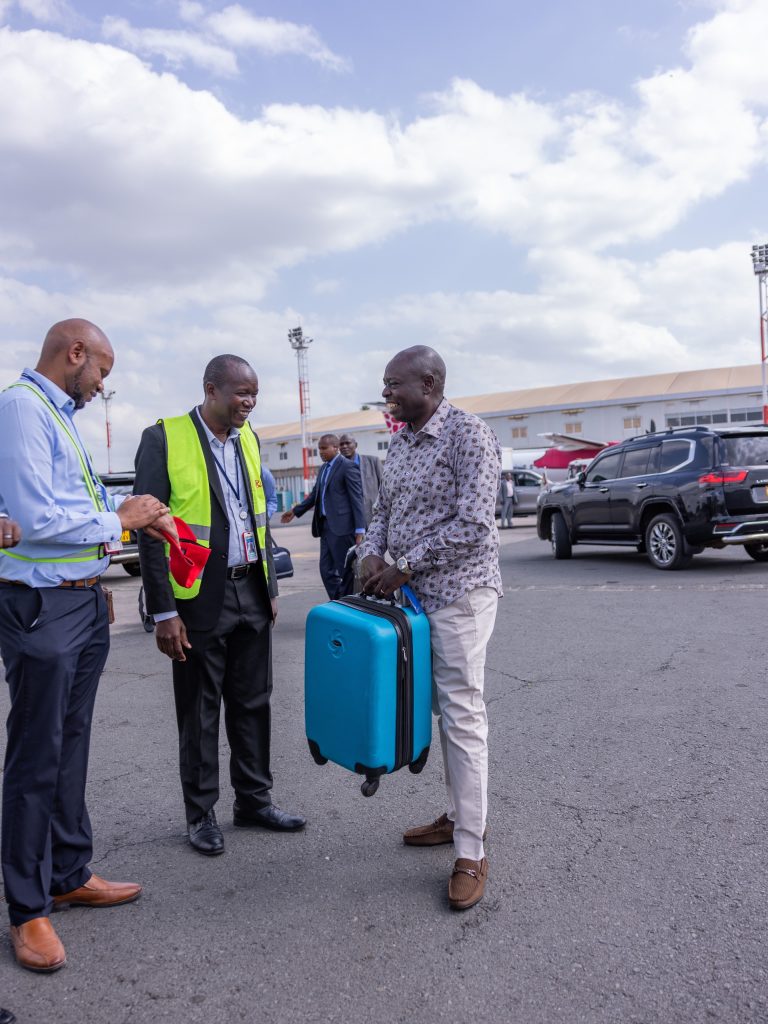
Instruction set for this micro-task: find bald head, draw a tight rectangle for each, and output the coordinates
[388,346,446,393]
[381,345,446,432]
[36,318,114,410]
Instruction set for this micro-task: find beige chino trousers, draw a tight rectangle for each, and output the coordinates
[427,586,498,862]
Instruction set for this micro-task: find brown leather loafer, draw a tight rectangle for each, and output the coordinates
[448,857,488,911]
[403,813,487,846]
[403,813,454,846]
[53,873,142,909]
[10,917,66,972]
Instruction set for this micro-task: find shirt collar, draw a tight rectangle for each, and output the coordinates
[405,397,450,441]
[195,406,239,446]
[21,367,76,416]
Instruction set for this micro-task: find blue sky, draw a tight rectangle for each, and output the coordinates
[0,0,766,468]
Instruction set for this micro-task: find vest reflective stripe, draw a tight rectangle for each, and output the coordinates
[1,547,101,563]
[162,414,269,600]
[183,524,211,542]
[0,382,106,567]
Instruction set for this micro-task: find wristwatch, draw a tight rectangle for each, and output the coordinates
[396,555,412,576]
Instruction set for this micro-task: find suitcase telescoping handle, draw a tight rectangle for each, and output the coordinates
[400,584,424,615]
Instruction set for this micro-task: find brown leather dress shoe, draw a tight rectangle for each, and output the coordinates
[448,857,488,911]
[403,813,487,846]
[53,873,142,909]
[403,813,454,846]
[10,917,66,972]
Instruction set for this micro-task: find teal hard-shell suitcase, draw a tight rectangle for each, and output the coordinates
[304,593,432,796]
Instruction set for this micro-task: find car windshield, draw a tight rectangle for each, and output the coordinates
[720,435,768,466]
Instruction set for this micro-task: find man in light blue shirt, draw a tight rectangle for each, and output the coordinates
[0,319,173,973]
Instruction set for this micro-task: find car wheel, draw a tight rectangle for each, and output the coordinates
[645,514,692,570]
[123,563,142,577]
[744,542,768,562]
[550,512,572,559]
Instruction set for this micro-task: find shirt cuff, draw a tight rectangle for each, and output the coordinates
[404,541,431,572]
[355,528,365,535]
[100,511,123,543]
[153,610,179,622]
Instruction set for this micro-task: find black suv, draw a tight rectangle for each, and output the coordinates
[536,426,768,569]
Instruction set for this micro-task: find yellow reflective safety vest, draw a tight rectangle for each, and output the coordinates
[1,381,107,566]
[162,414,269,600]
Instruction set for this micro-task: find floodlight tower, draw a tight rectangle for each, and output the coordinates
[101,389,116,473]
[288,326,313,496]
[751,244,768,424]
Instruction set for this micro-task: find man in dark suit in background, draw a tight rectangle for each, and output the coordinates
[135,354,306,857]
[281,433,365,599]
[338,433,383,526]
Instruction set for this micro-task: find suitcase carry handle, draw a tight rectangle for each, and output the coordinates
[356,586,424,615]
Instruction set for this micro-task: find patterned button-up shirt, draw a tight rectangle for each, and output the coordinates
[360,398,502,613]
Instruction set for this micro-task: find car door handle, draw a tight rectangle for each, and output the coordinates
[599,487,609,492]
[635,482,648,489]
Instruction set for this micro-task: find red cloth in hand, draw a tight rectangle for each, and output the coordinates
[160,516,211,589]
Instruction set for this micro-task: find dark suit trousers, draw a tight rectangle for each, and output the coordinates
[0,584,109,925]
[173,574,273,823]
[319,524,355,600]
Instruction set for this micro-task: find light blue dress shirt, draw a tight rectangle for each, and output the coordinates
[0,368,122,586]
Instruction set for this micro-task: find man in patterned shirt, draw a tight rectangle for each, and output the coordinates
[360,345,502,911]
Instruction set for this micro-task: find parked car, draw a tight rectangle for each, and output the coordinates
[100,471,294,580]
[496,469,545,518]
[536,425,768,569]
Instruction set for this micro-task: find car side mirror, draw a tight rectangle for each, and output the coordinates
[577,471,587,486]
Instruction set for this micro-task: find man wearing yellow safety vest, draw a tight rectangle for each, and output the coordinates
[0,319,175,973]
[135,354,306,856]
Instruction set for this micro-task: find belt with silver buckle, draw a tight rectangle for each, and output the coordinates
[227,564,251,580]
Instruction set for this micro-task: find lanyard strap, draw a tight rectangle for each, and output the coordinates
[211,443,242,504]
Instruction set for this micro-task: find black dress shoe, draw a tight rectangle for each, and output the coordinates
[0,1010,16,1024]
[232,802,306,832]
[187,809,224,855]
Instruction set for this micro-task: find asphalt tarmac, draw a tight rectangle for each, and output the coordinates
[1,520,767,1024]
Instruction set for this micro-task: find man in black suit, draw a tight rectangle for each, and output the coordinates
[281,433,365,599]
[135,354,306,856]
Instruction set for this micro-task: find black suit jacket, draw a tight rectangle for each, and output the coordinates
[293,455,365,538]
[134,409,277,632]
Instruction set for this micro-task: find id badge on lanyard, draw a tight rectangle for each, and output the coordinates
[242,530,259,563]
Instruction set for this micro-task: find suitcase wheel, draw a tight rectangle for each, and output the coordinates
[408,745,430,775]
[307,739,328,766]
[361,778,380,798]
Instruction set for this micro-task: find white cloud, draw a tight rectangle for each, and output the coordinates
[101,16,238,76]
[17,0,70,23]
[206,5,350,72]
[178,1,205,24]
[99,4,349,77]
